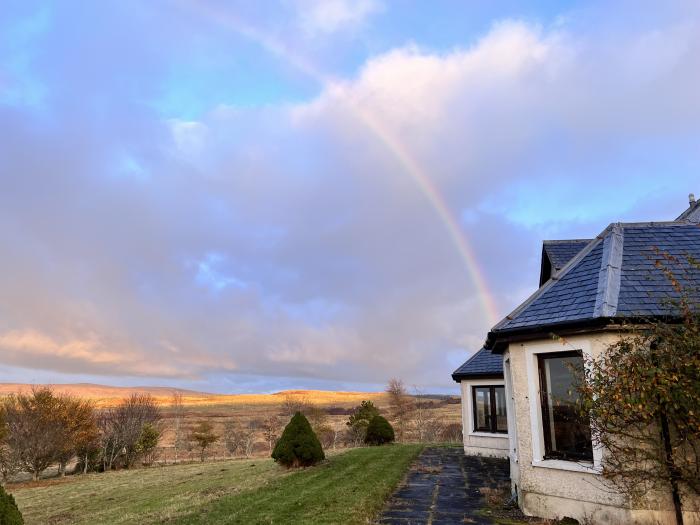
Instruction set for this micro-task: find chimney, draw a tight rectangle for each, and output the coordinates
[690,193,696,206]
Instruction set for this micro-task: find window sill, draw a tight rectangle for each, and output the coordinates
[532,459,601,474]
[469,431,509,439]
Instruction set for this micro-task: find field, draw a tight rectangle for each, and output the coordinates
[12,445,424,525]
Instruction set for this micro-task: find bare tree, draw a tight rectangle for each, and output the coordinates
[281,393,311,418]
[223,420,240,457]
[386,378,414,442]
[261,415,280,453]
[171,391,185,463]
[99,393,161,470]
[241,421,259,458]
[412,386,426,442]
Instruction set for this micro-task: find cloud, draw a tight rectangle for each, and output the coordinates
[0,4,699,391]
[294,0,383,36]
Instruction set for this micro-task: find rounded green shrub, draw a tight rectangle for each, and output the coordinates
[0,484,23,525]
[364,415,395,445]
[272,412,325,468]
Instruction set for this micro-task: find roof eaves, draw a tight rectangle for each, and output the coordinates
[451,371,504,382]
[542,239,593,245]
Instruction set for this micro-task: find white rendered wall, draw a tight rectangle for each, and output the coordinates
[507,333,699,525]
[459,379,509,459]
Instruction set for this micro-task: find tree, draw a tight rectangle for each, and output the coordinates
[223,420,241,457]
[171,391,185,463]
[346,400,380,444]
[240,421,259,458]
[365,415,395,445]
[55,396,98,476]
[135,423,160,466]
[412,386,427,442]
[386,379,414,442]
[272,412,324,468]
[0,411,20,485]
[0,484,23,525]
[99,393,161,470]
[1,387,65,480]
[0,445,21,485]
[190,421,218,462]
[281,393,311,418]
[578,258,700,525]
[261,415,280,453]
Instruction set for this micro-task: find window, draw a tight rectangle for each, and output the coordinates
[537,351,593,462]
[472,385,507,434]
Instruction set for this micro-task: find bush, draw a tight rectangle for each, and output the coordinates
[365,415,395,445]
[272,412,325,468]
[0,484,23,525]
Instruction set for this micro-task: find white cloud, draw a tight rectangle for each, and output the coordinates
[1,4,700,391]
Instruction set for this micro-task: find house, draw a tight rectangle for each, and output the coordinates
[453,195,700,524]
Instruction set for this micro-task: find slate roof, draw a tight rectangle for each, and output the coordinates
[491,221,700,337]
[452,347,503,381]
[543,239,592,272]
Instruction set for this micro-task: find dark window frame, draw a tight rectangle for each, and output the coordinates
[537,350,593,462]
[471,385,508,434]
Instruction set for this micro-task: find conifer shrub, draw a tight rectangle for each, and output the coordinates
[271,412,325,468]
[0,484,23,525]
[365,415,395,445]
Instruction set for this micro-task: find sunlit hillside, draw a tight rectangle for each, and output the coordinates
[0,383,389,408]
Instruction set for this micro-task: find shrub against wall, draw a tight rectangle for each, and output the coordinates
[365,415,395,445]
[0,484,23,525]
[272,412,324,468]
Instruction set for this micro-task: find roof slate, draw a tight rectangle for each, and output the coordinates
[543,240,592,271]
[493,222,700,334]
[452,347,503,381]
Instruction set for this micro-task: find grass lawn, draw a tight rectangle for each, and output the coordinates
[11,445,422,525]
[173,444,423,525]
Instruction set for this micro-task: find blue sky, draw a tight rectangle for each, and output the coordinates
[1,1,699,393]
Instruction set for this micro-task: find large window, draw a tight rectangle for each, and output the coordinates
[537,351,593,462]
[472,385,507,434]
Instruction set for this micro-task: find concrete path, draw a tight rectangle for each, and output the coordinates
[377,447,510,525]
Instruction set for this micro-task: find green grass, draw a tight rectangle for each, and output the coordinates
[173,444,423,525]
[11,445,423,525]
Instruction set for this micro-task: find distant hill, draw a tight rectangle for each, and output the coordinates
[0,383,388,408]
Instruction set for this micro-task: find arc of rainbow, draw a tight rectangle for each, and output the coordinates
[176,1,500,326]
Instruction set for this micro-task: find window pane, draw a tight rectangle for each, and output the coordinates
[540,353,593,461]
[494,386,508,432]
[474,387,491,431]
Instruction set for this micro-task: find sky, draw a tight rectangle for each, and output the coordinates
[1,1,699,394]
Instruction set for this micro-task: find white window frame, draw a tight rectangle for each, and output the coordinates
[461,379,509,438]
[524,339,602,474]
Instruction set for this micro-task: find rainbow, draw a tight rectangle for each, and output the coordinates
[176,1,500,326]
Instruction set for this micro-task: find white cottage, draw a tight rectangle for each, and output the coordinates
[453,196,700,524]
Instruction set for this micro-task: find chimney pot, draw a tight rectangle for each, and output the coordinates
[690,193,696,205]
